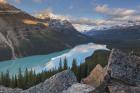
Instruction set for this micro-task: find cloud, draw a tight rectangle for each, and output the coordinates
[34,5,140,32]
[6,0,43,4]
[35,8,132,27]
[70,18,97,25]
[95,4,137,17]
[95,4,108,13]
[94,4,140,26]
[0,0,7,3]
[36,5,140,27]
[35,9,114,26]
[70,17,123,26]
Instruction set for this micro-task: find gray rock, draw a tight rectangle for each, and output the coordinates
[108,81,140,93]
[62,83,94,93]
[0,86,22,93]
[107,49,140,85]
[21,70,77,93]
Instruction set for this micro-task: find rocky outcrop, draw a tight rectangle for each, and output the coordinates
[82,64,106,87]
[0,86,22,93]
[21,70,77,93]
[92,49,140,93]
[108,81,140,93]
[62,83,94,93]
[108,49,140,86]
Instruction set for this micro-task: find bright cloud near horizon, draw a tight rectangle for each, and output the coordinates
[5,0,140,31]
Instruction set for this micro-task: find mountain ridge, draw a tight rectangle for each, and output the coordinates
[0,3,90,61]
[84,25,140,48]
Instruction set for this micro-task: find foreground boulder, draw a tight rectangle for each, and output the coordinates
[0,86,22,93]
[108,81,140,93]
[92,49,140,93]
[62,83,94,93]
[21,70,77,93]
[108,49,140,86]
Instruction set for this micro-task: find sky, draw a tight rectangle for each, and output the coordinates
[1,0,140,31]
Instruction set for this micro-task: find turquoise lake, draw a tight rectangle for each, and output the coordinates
[0,43,108,75]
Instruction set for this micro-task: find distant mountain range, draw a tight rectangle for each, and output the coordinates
[84,25,140,48]
[0,3,90,61]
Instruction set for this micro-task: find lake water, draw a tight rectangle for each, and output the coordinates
[0,43,108,75]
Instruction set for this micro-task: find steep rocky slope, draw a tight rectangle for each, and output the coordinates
[0,3,90,61]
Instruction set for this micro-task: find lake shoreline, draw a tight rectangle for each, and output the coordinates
[0,43,108,75]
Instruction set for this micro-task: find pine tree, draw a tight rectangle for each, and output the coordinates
[14,75,18,87]
[63,57,68,70]
[71,59,78,75]
[84,62,88,77]
[17,68,23,88]
[77,65,81,81]
[5,70,10,87]
[0,72,4,85]
[25,68,29,85]
[58,58,63,71]
[10,76,15,88]
[28,69,34,87]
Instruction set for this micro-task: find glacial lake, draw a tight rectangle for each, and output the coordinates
[0,43,108,75]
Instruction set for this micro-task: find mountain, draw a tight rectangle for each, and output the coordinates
[84,25,140,48]
[0,3,90,61]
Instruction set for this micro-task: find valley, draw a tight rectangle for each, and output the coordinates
[0,43,108,75]
[0,3,91,61]
[0,1,140,93]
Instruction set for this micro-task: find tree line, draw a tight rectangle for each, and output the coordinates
[0,50,110,90]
